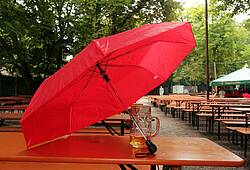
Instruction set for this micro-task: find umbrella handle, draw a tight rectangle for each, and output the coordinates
[146,140,157,154]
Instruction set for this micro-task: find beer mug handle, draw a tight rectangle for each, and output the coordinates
[151,116,160,137]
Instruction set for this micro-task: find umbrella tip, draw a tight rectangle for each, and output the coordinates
[146,140,157,154]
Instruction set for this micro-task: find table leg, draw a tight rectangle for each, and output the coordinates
[120,120,125,136]
[236,132,238,145]
[119,164,127,170]
[244,135,248,157]
[196,116,199,130]
[125,164,138,170]
[188,111,191,123]
[192,106,195,127]
[0,119,4,126]
[208,118,211,133]
[241,134,243,148]
[217,121,220,139]
[232,131,235,144]
[192,112,196,127]
[150,165,156,170]
[211,117,214,135]
[102,121,120,136]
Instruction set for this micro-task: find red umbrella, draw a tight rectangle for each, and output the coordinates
[21,22,196,148]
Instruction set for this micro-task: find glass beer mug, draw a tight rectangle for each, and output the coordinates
[129,105,160,148]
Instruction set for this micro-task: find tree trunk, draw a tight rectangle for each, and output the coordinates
[17,62,37,95]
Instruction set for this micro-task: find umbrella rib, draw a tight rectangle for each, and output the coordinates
[87,67,100,77]
[69,67,98,133]
[104,53,111,71]
[102,64,133,68]
[80,67,98,93]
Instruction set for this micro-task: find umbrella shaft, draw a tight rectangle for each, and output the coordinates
[129,112,147,140]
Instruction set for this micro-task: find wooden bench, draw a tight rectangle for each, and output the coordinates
[0,126,23,132]
[0,96,30,105]
[0,112,23,126]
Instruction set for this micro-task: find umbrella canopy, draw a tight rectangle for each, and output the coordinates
[21,22,196,147]
[211,65,250,86]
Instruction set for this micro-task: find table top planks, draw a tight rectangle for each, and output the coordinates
[0,132,245,167]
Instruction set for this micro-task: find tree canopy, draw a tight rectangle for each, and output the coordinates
[0,0,181,92]
[0,0,249,93]
[214,0,250,15]
[172,0,250,87]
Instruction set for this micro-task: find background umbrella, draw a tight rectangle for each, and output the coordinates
[21,22,196,148]
[211,64,250,86]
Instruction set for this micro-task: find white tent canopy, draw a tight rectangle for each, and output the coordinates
[211,64,250,86]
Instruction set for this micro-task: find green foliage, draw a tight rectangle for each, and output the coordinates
[212,0,250,15]
[0,0,181,92]
[3,0,248,91]
[172,1,250,86]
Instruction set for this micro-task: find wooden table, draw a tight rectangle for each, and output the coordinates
[0,105,28,126]
[0,132,245,170]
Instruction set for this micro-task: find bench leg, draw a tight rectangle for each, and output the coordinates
[241,134,243,148]
[244,135,248,157]
[181,110,184,121]
[171,109,175,118]
[188,111,191,123]
[118,164,139,170]
[196,116,199,130]
[236,132,238,145]
[232,131,235,144]
[120,120,125,136]
[211,118,214,135]
[217,121,220,139]
[164,107,168,115]
[192,112,195,127]
[119,164,127,170]
[208,118,211,133]
[0,119,4,127]
[205,118,208,132]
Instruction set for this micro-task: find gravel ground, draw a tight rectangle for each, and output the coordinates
[138,97,250,170]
